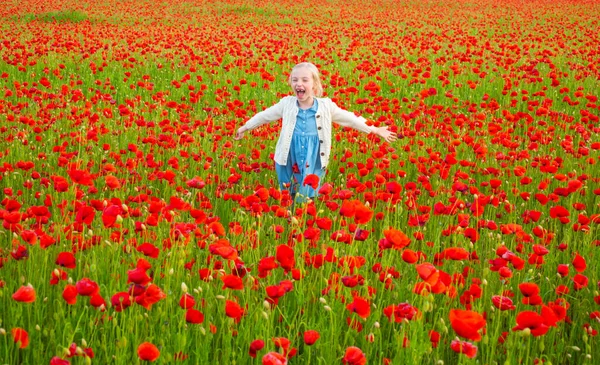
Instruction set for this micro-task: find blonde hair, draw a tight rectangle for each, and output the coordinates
[289,62,324,97]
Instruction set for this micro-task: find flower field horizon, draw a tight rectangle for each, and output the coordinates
[1,0,599,364]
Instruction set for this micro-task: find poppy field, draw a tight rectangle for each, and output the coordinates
[1,0,600,363]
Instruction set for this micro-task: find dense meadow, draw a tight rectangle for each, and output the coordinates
[1,0,600,364]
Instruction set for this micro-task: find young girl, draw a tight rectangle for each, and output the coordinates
[234,62,397,202]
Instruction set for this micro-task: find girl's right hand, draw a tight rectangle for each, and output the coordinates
[372,126,398,143]
[234,126,246,140]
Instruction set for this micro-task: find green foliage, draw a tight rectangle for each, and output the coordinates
[18,10,89,23]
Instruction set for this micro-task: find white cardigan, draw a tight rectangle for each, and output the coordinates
[242,96,375,167]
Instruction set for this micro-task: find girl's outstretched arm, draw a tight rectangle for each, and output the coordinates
[234,97,289,140]
[329,101,398,143]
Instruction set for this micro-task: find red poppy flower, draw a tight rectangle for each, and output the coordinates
[549,205,570,223]
[342,346,366,365]
[3,211,23,232]
[62,284,78,305]
[318,183,333,195]
[303,174,320,189]
[127,267,152,286]
[68,169,93,186]
[19,230,37,245]
[353,201,373,224]
[491,295,515,311]
[449,309,486,341]
[339,199,356,218]
[208,239,238,261]
[316,217,332,230]
[185,308,204,324]
[221,274,244,290]
[73,205,94,226]
[464,227,479,242]
[56,252,76,269]
[540,305,561,327]
[556,264,569,277]
[135,284,166,309]
[248,339,265,358]
[303,330,320,345]
[272,337,292,355]
[276,244,295,272]
[225,300,245,322]
[443,247,470,261]
[101,204,123,228]
[500,223,523,235]
[49,357,71,365]
[137,342,160,362]
[50,269,68,285]
[401,249,419,264]
[89,292,106,309]
[341,275,365,288]
[136,243,160,258]
[556,285,570,296]
[572,253,586,272]
[12,285,36,303]
[179,293,196,309]
[258,256,279,278]
[338,255,366,273]
[512,311,549,336]
[262,352,287,365]
[346,296,371,319]
[11,327,29,349]
[416,263,439,283]
[518,282,542,305]
[105,175,121,190]
[111,292,132,312]
[383,302,419,323]
[383,228,411,249]
[573,274,589,290]
[429,330,440,348]
[450,340,477,358]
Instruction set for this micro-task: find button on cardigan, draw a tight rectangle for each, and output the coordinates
[241,96,375,168]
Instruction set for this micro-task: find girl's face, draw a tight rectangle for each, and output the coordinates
[290,67,315,103]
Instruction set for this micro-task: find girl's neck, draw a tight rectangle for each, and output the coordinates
[298,97,315,109]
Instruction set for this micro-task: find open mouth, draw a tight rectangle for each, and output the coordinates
[296,88,306,98]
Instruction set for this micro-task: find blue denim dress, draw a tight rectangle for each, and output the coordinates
[275,99,324,199]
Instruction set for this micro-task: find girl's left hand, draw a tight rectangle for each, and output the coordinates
[372,126,399,143]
